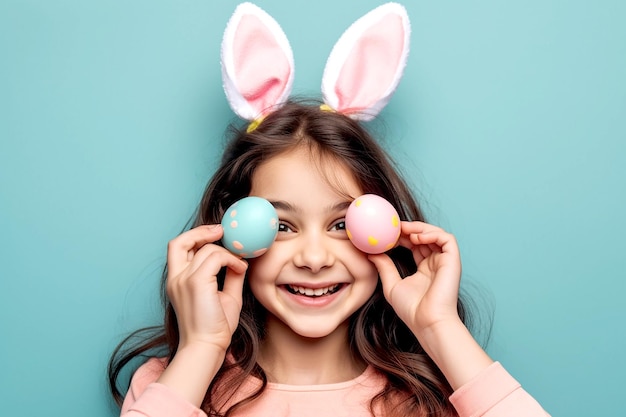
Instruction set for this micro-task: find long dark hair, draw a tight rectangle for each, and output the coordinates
[109,100,473,416]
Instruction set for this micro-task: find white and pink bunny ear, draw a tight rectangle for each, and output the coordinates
[321,3,410,121]
[221,3,294,121]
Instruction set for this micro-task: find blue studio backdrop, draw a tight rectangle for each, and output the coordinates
[1,1,625,416]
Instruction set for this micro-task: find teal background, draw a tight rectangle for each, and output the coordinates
[1,0,624,415]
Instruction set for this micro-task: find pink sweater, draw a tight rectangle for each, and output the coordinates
[121,359,549,417]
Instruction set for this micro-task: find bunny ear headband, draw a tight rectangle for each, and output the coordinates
[221,2,410,129]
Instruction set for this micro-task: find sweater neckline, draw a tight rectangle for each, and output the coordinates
[265,365,376,392]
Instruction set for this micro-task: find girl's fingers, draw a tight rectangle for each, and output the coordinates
[167,225,224,275]
[222,263,248,306]
[368,253,402,301]
[397,222,458,254]
[394,222,461,272]
[187,249,248,284]
[400,221,442,235]
[396,222,443,247]
[409,231,459,258]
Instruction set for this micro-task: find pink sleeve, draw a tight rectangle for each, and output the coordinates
[449,362,550,417]
[120,358,207,417]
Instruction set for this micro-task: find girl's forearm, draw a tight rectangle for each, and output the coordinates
[156,343,226,407]
[413,319,494,391]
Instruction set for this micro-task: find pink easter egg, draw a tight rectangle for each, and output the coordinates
[345,194,401,254]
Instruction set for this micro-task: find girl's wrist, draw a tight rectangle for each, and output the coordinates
[411,317,466,349]
[412,318,494,390]
[178,337,229,357]
[157,342,227,407]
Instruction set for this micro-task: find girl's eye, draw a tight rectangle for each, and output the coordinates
[278,222,294,233]
[330,220,346,231]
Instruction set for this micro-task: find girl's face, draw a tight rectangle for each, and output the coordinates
[247,147,379,339]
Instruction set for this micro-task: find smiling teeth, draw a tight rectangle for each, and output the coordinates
[288,284,340,297]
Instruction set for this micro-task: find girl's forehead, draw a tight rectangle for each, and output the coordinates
[250,148,362,203]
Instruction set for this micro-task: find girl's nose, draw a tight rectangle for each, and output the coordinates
[293,232,334,273]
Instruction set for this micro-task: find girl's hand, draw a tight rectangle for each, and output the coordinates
[157,224,248,406]
[368,221,462,338]
[369,221,495,390]
[166,224,248,353]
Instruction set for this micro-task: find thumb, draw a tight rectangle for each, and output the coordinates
[368,253,402,302]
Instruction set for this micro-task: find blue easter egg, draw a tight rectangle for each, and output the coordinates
[221,196,278,258]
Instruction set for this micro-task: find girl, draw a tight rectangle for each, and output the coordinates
[109,4,549,417]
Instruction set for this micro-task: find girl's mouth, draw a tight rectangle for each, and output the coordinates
[284,284,343,297]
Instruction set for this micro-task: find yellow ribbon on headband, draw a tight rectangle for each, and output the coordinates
[246,117,264,133]
[319,104,335,112]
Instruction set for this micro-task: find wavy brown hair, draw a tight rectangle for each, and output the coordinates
[109,100,475,416]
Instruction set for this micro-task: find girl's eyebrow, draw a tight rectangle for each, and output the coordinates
[269,200,296,212]
[269,200,352,214]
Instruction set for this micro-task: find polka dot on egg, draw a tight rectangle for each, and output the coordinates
[253,248,268,257]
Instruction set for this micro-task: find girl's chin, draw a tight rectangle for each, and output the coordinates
[266,315,350,341]
[292,327,343,340]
